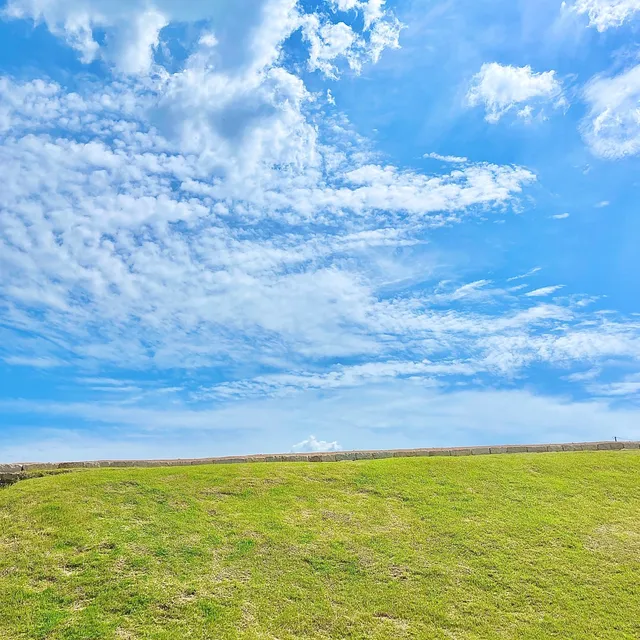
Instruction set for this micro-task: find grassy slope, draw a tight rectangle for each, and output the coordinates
[0,452,639,640]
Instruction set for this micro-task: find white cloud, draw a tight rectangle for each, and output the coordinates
[0,77,69,133]
[331,0,391,30]
[507,267,541,281]
[3,0,401,77]
[588,373,640,397]
[581,63,640,159]
[291,435,343,452]
[424,152,468,163]
[552,212,570,219]
[3,0,172,70]
[524,285,565,297]
[2,355,65,367]
[596,200,610,207]
[304,18,358,77]
[467,63,565,123]
[2,0,640,428]
[571,0,640,31]
[367,14,402,63]
[445,279,493,301]
[565,367,601,382]
[0,72,536,372]
[333,0,360,9]
[108,9,168,74]
[301,2,401,78]
[199,361,451,400]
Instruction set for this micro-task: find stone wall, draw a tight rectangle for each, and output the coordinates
[2,441,639,481]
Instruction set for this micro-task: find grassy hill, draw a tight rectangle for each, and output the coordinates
[1,451,639,639]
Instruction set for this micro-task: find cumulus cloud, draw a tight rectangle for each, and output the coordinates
[570,0,640,31]
[581,63,640,159]
[3,0,402,76]
[301,3,401,78]
[467,63,565,123]
[109,9,169,74]
[3,0,172,69]
[304,19,358,77]
[303,21,401,77]
[0,0,403,170]
[291,435,343,452]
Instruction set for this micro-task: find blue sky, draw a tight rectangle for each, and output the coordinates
[2,0,640,461]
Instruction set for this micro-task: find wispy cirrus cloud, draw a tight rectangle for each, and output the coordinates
[424,152,468,164]
[507,267,542,282]
[524,285,565,297]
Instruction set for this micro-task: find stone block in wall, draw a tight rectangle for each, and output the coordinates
[471,447,491,455]
[285,455,309,462]
[0,463,24,473]
[21,462,58,471]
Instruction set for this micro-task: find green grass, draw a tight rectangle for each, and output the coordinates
[1,452,639,639]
